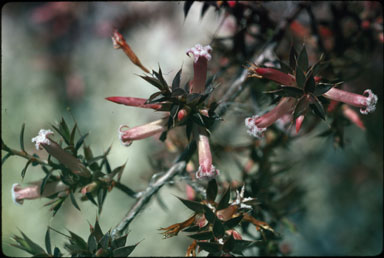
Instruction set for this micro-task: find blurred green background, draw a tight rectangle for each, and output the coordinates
[2,2,383,257]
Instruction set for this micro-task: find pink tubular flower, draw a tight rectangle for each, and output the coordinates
[105,96,162,110]
[249,66,378,115]
[186,44,212,94]
[118,118,167,146]
[245,97,296,138]
[11,181,68,205]
[323,88,378,115]
[342,105,366,130]
[196,131,219,179]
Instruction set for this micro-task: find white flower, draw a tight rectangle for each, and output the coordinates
[186,44,212,63]
[31,129,54,150]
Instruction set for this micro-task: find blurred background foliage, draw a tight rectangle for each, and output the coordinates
[1,1,382,256]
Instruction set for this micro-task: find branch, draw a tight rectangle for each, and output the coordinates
[111,3,306,239]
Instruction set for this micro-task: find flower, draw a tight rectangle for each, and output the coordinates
[323,88,378,115]
[105,96,162,110]
[32,129,91,178]
[31,129,54,150]
[245,97,296,138]
[248,66,378,115]
[186,44,212,94]
[12,181,68,205]
[196,131,220,179]
[118,118,167,146]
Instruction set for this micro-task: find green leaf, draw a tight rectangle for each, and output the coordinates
[140,75,165,91]
[99,231,110,249]
[171,88,187,97]
[223,234,235,253]
[310,96,326,120]
[97,188,107,214]
[75,133,88,151]
[53,247,62,257]
[279,61,293,74]
[112,235,128,249]
[196,242,222,254]
[21,159,32,179]
[177,197,205,213]
[203,205,216,224]
[20,123,26,152]
[297,45,308,71]
[313,83,334,96]
[265,86,303,98]
[187,231,214,240]
[231,240,261,255]
[154,66,168,89]
[68,230,88,251]
[186,93,201,105]
[289,45,298,71]
[69,123,77,147]
[19,231,48,256]
[92,219,104,241]
[2,152,12,165]
[217,188,231,211]
[51,198,65,216]
[112,244,138,257]
[172,68,182,91]
[295,67,305,89]
[224,215,243,229]
[293,97,309,120]
[182,225,201,233]
[69,190,81,211]
[109,163,126,180]
[304,71,316,93]
[87,234,97,253]
[44,228,52,255]
[206,179,218,202]
[213,219,225,238]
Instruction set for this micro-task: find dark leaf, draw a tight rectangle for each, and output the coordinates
[310,96,326,120]
[97,188,107,213]
[99,231,110,249]
[2,152,12,165]
[265,86,303,98]
[297,45,308,71]
[304,71,316,93]
[153,66,168,89]
[21,159,32,179]
[196,242,222,254]
[186,121,193,140]
[87,234,97,253]
[171,88,187,97]
[68,231,88,250]
[231,240,261,255]
[75,133,88,151]
[172,68,182,91]
[182,225,201,233]
[112,244,138,257]
[51,198,65,216]
[293,97,309,120]
[140,75,165,91]
[223,234,235,253]
[69,123,77,147]
[213,219,225,238]
[203,205,216,224]
[112,235,128,249]
[313,83,334,96]
[53,247,62,257]
[289,45,297,71]
[115,183,137,198]
[191,113,206,127]
[109,163,126,181]
[20,123,26,152]
[40,172,52,196]
[217,187,231,211]
[159,130,168,142]
[177,197,205,213]
[224,215,243,229]
[206,179,218,202]
[279,61,293,74]
[186,93,201,105]
[93,219,104,241]
[86,193,98,206]
[188,231,214,240]
[184,1,194,19]
[69,190,81,211]
[295,67,305,89]
[17,231,47,256]
[45,228,52,255]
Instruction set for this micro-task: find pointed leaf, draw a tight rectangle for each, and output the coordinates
[172,68,182,91]
[69,190,81,211]
[314,83,334,96]
[177,197,205,213]
[293,97,309,120]
[206,179,218,202]
[53,247,62,257]
[93,219,104,241]
[217,188,231,211]
[20,123,26,152]
[69,123,77,147]
[112,235,128,249]
[295,67,305,89]
[304,71,316,93]
[213,219,225,238]
[87,234,97,253]
[112,244,138,257]
[75,133,88,151]
[196,242,222,254]
[45,228,52,255]
[19,231,47,255]
[203,205,216,224]
[224,215,243,229]
[188,231,214,240]
[140,76,164,91]
[2,152,12,165]
[279,61,293,74]
[310,96,326,120]
[297,45,308,71]
[223,234,235,253]
[99,231,110,249]
[21,159,32,179]
[289,45,297,71]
